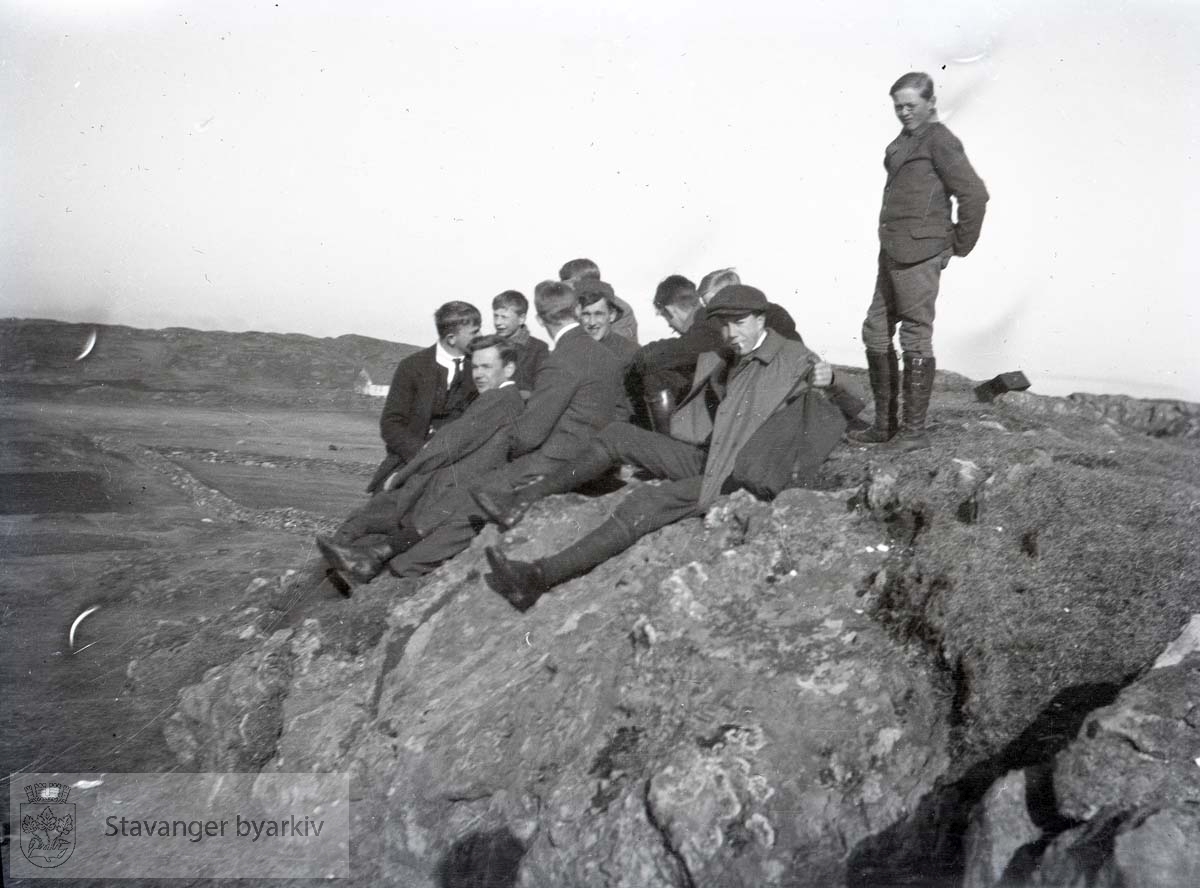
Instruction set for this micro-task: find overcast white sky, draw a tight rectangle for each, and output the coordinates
[3,0,1198,400]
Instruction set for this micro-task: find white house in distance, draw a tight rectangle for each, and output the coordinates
[355,368,389,397]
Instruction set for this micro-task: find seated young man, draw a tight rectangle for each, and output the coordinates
[316,334,523,586]
[626,275,726,430]
[558,257,639,343]
[578,279,640,365]
[491,290,548,396]
[479,285,840,613]
[367,301,480,493]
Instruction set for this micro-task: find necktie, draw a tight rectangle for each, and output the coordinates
[449,357,463,391]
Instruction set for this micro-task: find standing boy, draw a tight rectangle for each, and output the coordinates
[852,72,989,449]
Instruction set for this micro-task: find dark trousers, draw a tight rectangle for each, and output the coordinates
[331,489,406,547]
[594,423,707,539]
[384,450,580,578]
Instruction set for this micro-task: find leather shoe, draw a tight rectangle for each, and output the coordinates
[472,488,531,531]
[315,535,388,584]
[484,546,548,612]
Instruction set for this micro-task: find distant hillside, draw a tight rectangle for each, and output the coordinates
[0,319,418,405]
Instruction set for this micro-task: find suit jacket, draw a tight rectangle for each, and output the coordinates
[510,326,625,460]
[671,330,820,508]
[598,330,640,365]
[383,384,525,529]
[879,120,989,264]
[368,345,476,492]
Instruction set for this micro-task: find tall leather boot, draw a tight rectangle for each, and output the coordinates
[848,350,899,444]
[472,442,617,530]
[645,388,676,434]
[485,518,638,612]
[889,354,936,451]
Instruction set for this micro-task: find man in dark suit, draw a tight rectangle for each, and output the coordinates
[316,334,524,586]
[366,301,481,493]
[492,290,548,396]
[851,71,988,450]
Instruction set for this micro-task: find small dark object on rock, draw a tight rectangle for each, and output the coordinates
[325,567,352,597]
[328,444,338,451]
[436,828,525,888]
[975,371,1031,403]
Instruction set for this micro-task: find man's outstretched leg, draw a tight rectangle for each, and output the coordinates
[485,477,702,611]
[473,422,705,530]
[486,517,636,611]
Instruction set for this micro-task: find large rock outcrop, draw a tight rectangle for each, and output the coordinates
[160,375,1200,886]
[962,636,1200,888]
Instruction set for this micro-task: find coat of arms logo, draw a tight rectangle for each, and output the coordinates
[20,782,76,867]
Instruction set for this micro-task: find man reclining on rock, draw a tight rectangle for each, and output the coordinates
[477,284,841,612]
[315,334,523,586]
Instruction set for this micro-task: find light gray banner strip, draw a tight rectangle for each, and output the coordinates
[11,772,349,879]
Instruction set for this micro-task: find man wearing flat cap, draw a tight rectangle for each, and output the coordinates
[475,284,838,612]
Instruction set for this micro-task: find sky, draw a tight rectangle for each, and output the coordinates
[2,0,1198,400]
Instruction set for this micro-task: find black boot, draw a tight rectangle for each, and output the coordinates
[485,518,637,611]
[315,535,395,585]
[889,354,936,451]
[645,388,676,434]
[472,443,617,530]
[848,349,898,444]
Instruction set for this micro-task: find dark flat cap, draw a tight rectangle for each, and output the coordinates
[706,284,768,319]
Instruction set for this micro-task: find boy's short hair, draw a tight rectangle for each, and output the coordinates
[533,280,579,324]
[434,301,482,339]
[889,71,935,100]
[653,275,699,312]
[697,268,740,301]
[576,278,619,313]
[467,333,520,369]
[492,290,528,315]
[558,258,601,282]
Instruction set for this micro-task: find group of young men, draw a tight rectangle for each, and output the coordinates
[316,71,988,612]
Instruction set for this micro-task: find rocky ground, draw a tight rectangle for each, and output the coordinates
[2,321,1199,887]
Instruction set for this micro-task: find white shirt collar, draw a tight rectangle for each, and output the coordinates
[749,329,768,353]
[434,341,464,387]
[498,380,515,388]
[549,322,580,351]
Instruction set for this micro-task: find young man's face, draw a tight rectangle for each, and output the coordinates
[722,313,767,356]
[580,297,617,341]
[470,346,514,392]
[892,87,936,132]
[493,307,524,339]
